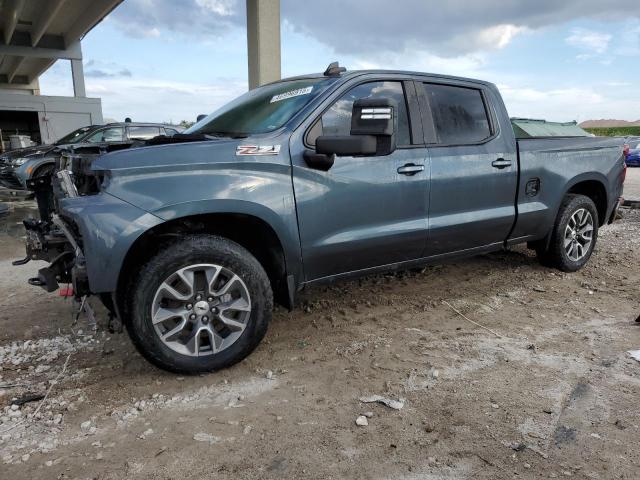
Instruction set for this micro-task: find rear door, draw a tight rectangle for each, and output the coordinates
[416,80,517,256]
[290,77,430,281]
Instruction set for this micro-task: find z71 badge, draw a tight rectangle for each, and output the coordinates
[236,145,281,156]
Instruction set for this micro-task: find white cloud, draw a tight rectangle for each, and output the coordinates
[565,27,612,55]
[476,24,528,49]
[350,48,487,78]
[195,0,235,16]
[495,84,640,123]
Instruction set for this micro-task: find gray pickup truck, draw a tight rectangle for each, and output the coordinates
[18,63,627,373]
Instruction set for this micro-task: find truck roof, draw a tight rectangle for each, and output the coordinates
[275,69,495,89]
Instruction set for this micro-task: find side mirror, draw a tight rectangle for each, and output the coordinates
[316,135,377,157]
[314,97,397,158]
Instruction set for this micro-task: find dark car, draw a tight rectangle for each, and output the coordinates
[0,123,182,190]
[18,64,626,374]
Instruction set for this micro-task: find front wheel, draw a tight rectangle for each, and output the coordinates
[125,235,273,373]
[536,194,598,272]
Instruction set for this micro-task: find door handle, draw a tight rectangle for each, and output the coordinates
[491,158,512,169]
[397,164,425,176]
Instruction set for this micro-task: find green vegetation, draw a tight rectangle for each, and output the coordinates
[584,127,640,137]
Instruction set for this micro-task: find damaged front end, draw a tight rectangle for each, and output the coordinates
[14,145,116,297]
[18,213,88,295]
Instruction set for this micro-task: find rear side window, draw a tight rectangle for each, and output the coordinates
[128,126,162,140]
[422,83,491,145]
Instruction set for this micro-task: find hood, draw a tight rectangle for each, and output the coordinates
[0,144,56,162]
[91,137,255,173]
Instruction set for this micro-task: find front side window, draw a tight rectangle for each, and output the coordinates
[309,81,411,146]
[85,127,124,143]
[55,127,92,145]
[422,83,491,145]
[128,126,162,140]
[186,78,336,137]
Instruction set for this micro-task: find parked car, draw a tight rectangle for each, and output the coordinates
[17,64,627,374]
[0,123,182,190]
[625,137,640,167]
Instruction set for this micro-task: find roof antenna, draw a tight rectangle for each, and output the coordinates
[324,61,346,77]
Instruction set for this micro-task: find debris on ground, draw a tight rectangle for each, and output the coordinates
[10,394,44,406]
[355,415,368,426]
[359,395,405,410]
[193,432,221,444]
[627,350,640,363]
[442,300,502,338]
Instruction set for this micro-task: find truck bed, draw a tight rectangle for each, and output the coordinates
[511,136,625,242]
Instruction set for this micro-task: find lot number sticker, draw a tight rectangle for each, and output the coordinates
[270,86,313,103]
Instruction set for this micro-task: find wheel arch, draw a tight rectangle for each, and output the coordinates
[26,158,55,179]
[116,211,298,313]
[564,175,608,226]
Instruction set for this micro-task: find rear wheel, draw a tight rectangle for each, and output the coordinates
[125,235,272,373]
[536,194,598,272]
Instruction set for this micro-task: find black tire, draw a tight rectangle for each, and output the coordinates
[125,235,272,374]
[536,194,599,272]
[32,164,54,178]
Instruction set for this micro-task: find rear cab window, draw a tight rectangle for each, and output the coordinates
[420,83,492,145]
[128,126,162,140]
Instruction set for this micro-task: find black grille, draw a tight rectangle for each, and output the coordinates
[0,168,23,190]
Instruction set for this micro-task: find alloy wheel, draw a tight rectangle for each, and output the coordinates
[564,208,594,262]
[151,264,252,357]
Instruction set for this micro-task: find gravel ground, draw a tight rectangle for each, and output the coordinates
[0,197,638,480]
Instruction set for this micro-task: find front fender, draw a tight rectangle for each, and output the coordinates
[18,156,55,182]
[101,157,302,282]
[151,198,302,281]
[59,193,164,293]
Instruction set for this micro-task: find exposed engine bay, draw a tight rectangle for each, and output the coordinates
[14,135,203,302]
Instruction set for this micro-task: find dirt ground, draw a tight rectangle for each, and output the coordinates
[0,176,639,480]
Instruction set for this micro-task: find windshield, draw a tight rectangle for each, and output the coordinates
[186,78,335,136]
[55,126,93,145]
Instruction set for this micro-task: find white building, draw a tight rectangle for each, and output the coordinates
[0,0,123,150]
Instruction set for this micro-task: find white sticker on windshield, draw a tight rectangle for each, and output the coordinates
[270,86,313,103]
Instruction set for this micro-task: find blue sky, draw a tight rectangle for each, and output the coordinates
[40,0,640,124]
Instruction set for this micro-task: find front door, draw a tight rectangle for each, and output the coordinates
[291,79,430,281]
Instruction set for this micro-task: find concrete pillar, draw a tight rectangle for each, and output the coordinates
[246,0,281,89]
[70,42,86,97]
[71,58,86,97]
